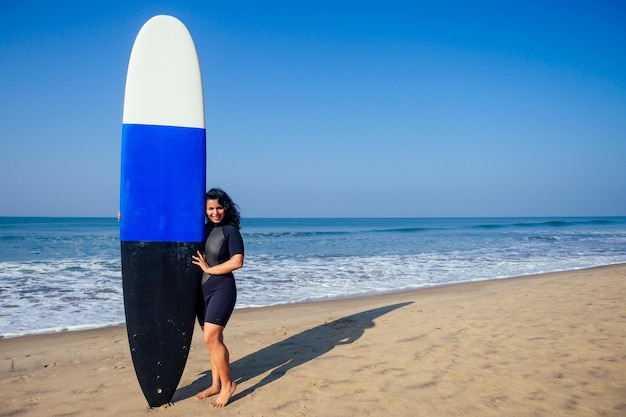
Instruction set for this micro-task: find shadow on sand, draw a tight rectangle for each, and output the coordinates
[173,301,413,404]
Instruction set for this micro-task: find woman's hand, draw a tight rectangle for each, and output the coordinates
[192,251,244,276]
[191,251,211,274]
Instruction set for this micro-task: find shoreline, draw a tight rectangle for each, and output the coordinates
[1,263,625,416]
[3,262,625,341]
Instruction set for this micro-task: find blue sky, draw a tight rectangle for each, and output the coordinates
[1,1,625,217]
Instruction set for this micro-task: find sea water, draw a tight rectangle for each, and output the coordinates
[1,216,625,338]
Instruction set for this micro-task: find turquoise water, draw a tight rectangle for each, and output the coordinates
[1,216,625,337]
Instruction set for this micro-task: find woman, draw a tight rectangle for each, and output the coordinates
[191,188,244,408]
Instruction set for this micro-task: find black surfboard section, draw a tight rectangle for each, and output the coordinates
[121,241,203,407]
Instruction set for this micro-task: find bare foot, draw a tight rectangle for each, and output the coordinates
[196,384,220,400]
[210,381,237,408]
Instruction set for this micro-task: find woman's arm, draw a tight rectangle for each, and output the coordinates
[192,251,243,275]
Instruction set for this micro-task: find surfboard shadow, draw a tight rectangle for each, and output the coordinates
[173,301,413,404]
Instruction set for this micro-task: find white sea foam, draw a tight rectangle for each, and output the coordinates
[0,258,124,338]
[235,251,626,308]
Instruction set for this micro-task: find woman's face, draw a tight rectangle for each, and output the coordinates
[206,199,225,224]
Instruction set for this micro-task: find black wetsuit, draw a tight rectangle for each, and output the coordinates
[197,223,244,327]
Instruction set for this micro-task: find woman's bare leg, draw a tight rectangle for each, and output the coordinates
[196,326,221,399]
[202,323,237,407]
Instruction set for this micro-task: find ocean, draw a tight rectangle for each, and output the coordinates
[1,216,625,338]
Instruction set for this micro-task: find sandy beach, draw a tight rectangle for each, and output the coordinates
[1,264,625,416]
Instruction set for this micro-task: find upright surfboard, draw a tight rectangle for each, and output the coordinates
[120,15,205,407]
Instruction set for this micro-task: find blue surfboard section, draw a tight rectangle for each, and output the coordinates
[120,124,205,242]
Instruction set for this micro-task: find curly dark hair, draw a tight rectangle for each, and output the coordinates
[205,188,241,229]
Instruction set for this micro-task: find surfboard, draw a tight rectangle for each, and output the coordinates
[120,15,205,407]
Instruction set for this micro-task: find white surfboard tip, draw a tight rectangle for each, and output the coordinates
[123,15,205,129]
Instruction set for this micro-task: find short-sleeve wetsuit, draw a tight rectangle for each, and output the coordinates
[197,223,244,327]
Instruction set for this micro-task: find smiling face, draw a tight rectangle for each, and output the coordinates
[206,199,225,224]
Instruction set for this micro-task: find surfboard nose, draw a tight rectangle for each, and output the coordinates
[123,15,205,129]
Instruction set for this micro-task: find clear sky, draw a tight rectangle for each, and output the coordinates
[1,1,625,218]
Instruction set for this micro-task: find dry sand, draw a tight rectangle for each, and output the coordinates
[1,264,625,416]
